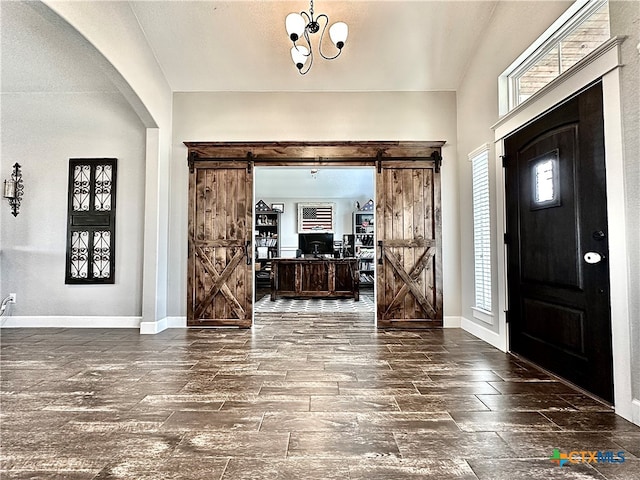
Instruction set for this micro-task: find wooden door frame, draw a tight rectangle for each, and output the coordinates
[185,141,446,328]
[185,141,445,165]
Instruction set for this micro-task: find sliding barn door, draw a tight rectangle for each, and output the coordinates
[188,162,253,327]
[376,161,443,328]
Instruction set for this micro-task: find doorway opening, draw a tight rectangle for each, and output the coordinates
[185,141,444,329]
[253,166,376,320]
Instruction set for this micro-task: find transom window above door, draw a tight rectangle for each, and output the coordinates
[499,0,610,113]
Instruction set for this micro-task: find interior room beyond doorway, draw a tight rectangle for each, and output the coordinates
[254,166,375,315]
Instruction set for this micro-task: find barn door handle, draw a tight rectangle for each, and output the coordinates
[245,240,252,265]
[378,240,384,265]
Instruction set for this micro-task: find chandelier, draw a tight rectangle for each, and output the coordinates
[285,0,348,75]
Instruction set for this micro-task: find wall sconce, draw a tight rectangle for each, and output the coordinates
[4,163,23,217]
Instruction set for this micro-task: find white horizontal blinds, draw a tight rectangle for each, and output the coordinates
[470,146,492,312]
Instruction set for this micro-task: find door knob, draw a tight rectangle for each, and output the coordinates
[584,252,604,264]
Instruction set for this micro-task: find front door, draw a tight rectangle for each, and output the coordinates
[504,81,613,402]
[376,161,443,328]
[187,161,253,327]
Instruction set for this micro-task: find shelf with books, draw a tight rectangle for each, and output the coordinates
[255,211,280,287]
[353,211,375,286]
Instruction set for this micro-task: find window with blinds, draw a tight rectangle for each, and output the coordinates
[470,146,492,312]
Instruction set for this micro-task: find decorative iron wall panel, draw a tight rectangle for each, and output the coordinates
[65,159,117,284]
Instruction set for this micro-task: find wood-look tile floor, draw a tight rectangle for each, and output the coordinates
[1,313,639,479]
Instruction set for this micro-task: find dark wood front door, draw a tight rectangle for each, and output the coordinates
[376,161,443,328]
[504,82,613,402]
[187,162,253,327]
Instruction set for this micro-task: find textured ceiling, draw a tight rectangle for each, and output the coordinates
[4,1,584,97]
[129,0,499,92]
[1,1,119,93]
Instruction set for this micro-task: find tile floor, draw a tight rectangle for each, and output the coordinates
[1,311,639,479]
[254,293,375,314]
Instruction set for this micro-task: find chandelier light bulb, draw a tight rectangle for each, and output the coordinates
[329,21,348,49]
[285,1,348,74]
[285,13,305,42]
[291,45,310,70]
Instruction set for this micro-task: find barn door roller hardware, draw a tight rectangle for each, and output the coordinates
[375,150,442,173]
[246,152,254,174]
[188,151,197,173]
[431,151,442,173]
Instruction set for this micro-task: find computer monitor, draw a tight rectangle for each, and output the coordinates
[298,233,334,256]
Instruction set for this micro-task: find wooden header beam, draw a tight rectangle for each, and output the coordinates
[184,141,446,162]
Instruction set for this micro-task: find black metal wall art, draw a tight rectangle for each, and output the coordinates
[65,159,117,284]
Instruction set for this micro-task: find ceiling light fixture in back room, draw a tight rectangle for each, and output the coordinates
[285,0,348,75]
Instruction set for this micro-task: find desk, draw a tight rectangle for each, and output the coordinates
[270,258,359,301]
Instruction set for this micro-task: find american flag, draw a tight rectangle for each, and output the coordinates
[301,206,333,231]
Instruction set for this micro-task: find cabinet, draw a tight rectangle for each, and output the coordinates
[353,211,375,286]
[255,211,280,286]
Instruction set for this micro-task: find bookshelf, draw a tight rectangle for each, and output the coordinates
[255,211,280,288]
[353,211,375,286]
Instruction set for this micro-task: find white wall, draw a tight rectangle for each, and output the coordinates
[609,0,640,403]
[0,2,148,321]
[457,0,639,424]
[42,0,171,128]
[256,167,375,254]
[0,92,146,318]
[456,1,573,334]
[39,0,175,328]
[171,91,460,319]
[255,198,366,256]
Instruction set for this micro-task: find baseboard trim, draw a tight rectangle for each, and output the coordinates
[443,316,462,328]
[0,315,188,333]
[139,316,186,334]
[631,399,640,427]
[461,316,507,352]
[167,316,187,328]
[139,317,167,334]
[0,316,141,329]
